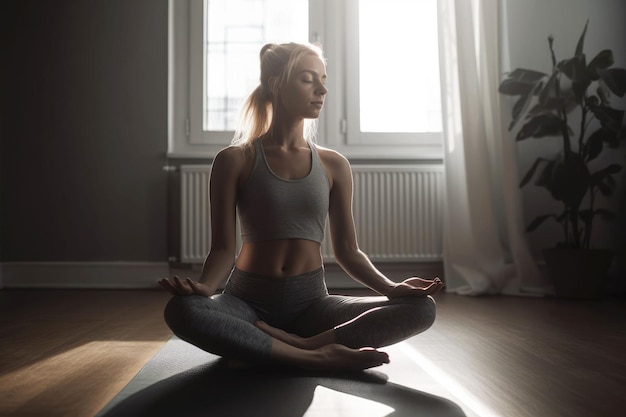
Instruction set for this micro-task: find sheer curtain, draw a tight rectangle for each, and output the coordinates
[437,0,548,295]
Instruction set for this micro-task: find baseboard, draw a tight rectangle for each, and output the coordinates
[0,262,170,289]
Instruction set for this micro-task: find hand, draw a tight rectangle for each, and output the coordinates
[386,277,444,298]
[158,276,212,297]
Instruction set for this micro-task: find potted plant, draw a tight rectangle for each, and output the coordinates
[499,21,626,298]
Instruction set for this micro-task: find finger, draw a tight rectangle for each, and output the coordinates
[157,278,170,289]
[412,281,440,296]
[404,277,437,288]
[426,281,444,296]
[162,278,184,293]
[173,276,186,288]
[173,276,192,294]
[158,279,178,294]
[404,277,430,285]
[419,280,437,291]
[186,278,202,293]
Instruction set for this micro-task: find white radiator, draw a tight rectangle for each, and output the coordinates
[179,165,213,263]
[180,164,444,263]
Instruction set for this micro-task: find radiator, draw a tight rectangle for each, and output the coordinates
[179,165,213,263]
[180,164,444,263]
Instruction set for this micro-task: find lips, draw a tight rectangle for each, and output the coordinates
[311,101,324,106]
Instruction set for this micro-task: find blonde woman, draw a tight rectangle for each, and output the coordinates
[159,42,443,371]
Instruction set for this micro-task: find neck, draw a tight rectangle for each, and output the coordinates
[267,115,307,149]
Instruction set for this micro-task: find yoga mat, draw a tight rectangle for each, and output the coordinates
[95,337,466,417]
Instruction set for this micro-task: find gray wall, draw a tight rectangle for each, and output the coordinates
[1,0,623,285]
[1,0,168,262]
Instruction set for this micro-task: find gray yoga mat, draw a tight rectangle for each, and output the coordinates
[95,337,466,417]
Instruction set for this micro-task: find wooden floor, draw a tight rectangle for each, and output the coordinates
[0,289,624,417]
[0,290,173,417]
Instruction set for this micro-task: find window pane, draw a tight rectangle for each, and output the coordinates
[359,0,442,133]
[205,0,308,131]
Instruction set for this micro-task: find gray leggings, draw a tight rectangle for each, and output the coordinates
[164,267,436,362]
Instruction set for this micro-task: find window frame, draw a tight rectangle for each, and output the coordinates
[168,0,444,160]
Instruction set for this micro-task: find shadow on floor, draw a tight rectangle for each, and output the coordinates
[99,360,466,417]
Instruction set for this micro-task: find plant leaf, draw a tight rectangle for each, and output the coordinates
[534,160,556,187]
[519,157,552,187]
[586,49,614,80]
[559,55,588,82]
[593,163,623,178]
[537,71,574,109]
[597,85,610,105]
[526,214,557,232]
[583,128,606,162]
[575,20,589,57]
[538,71,560,107]
[549,154,590,206]
[599,68,626,97]
[509,90,534,130]
[499,68,547,95]
[526,104,547,117]
[515,113,565,141]
[572,80,591,102]
[588,102,625,132]
[591,164,622,195]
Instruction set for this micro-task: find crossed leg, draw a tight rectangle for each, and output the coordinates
[164,294,392,371]
[257,294,437,352]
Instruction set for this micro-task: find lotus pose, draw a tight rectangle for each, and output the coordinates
[159,42,443,371]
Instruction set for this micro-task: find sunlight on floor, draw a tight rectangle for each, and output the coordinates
[397,342,502,417]
[305,385,394,417]
[0,340,159,414]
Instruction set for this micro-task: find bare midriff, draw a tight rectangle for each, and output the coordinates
[235,239,323,277]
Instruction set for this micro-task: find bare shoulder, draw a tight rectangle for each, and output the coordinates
[212,145,255,186]
[214,145,249,164]
[214,145,255,170]
[315,144,351,176]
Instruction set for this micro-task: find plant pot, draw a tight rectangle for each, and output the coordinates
[543,248,613,299]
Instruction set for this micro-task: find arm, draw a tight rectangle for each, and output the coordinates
[197,147,241,292]
[159,147,241,297]
[325,151,442,297]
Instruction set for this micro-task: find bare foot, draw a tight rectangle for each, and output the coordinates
[261,324,389,371]
[312,344,390,371]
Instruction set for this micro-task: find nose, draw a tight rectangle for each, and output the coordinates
[316,82,328,96]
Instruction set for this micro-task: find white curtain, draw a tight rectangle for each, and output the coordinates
[437,0,549,295]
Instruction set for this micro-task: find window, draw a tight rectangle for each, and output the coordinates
[169,0,443,159]
[201,0,309,138]
[349,0,442,139]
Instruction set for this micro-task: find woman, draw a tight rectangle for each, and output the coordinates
[159,42,443,371]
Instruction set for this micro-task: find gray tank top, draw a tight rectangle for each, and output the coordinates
[238,139,330,243]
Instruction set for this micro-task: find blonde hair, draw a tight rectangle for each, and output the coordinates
[231,42,326,148]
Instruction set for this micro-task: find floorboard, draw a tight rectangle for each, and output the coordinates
[0,290,172,417]
[411,294,626,417]
[1,289,624,417]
